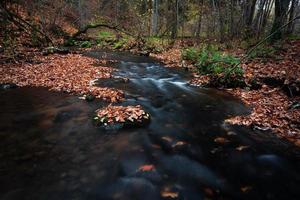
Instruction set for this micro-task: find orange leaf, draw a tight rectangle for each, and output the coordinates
[214,137,230,144]
[138,164,155,172]
[161,191,179,198]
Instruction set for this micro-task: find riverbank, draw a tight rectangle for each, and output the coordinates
[0,52,123,102]
[152,40,300,146]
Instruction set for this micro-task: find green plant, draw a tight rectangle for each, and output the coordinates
[64,38,76,46]
[182,47,200,62]
[182,46,244,88]
[248,46,276,59]
[196,47,240,75]
[112,39,126,49]
[98,31,115,41]
[143,37,166,53]
[287,34,300,40]
[80,41,92,48]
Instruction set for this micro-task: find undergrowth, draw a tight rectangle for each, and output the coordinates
[182,45,245,88]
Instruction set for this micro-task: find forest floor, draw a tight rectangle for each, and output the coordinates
[152,40,300,146]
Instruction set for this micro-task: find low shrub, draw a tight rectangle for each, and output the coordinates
[248,46,276,59]
[80,41,92,48]
[182,47,200,62]
[182,45,245,88]
[64,38,76,46]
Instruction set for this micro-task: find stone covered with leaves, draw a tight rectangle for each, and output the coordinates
[94,105,150,129]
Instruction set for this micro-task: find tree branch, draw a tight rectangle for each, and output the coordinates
[71,23,135,39]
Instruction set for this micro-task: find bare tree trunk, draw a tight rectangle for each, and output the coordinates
[78,0,83,28]
[195,0,204,38]
[230,0,234,38]
[259,0,274,37]
[151,0,158,36]
[243,0,257,36]
[171,0,179,39]
[271,0,291,41]
[253,0,267,36]
[215,0,225,42]
[287,0,297,33]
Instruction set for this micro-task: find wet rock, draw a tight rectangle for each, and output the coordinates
[1,189,25,200]
[139,51,150,57]
[107,178,159,200]
[158,155,222,188]
[53,110,80,123]
[283,80,300,97]
[94,177,160,200]
[90,77,129,87]
[0,83,17,90]
[120,157,162,183]
[262,77,284,87]
[289,101,300,110]
[85,94,95,102]
[42,46,69,56]
[248,78,262,90]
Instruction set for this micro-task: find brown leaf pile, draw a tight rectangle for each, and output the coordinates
[226,86,300,145]
[151,49,182,68]
[95,105,150,124]
[0,54,124,102]
[226,40,300,145]
[243,40,300,83]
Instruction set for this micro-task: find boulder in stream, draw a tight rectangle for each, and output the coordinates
[94,105,150,129]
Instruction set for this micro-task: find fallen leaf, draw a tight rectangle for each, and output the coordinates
[160,191,179,198]
[236,145,250,151]
[138,164,155,172]
[162,136,173,143]
[172,141,187,148]
[214,137,230,144]
[241,186,252,193]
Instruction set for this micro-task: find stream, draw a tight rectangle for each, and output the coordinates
[0,50,299,200]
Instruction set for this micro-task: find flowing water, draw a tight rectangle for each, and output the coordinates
[0,51,299,200]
